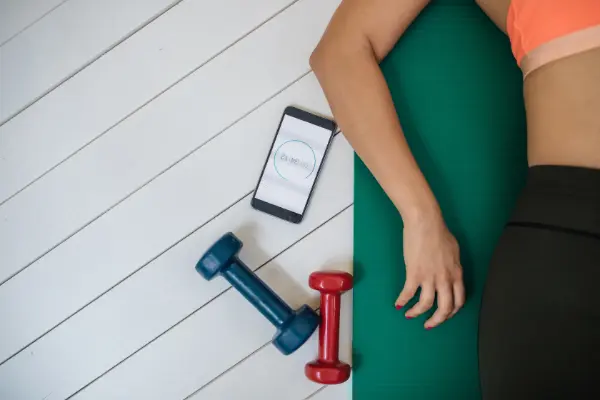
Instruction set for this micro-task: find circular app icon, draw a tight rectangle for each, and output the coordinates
[273,140,316,181]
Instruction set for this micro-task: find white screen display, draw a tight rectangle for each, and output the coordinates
[255,115,332,214]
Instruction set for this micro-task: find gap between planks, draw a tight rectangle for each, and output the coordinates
[0,0,70,47]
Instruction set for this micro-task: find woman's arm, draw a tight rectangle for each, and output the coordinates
[311,0,465,328]
[310,0,437,223]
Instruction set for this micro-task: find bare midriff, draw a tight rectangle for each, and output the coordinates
[524,47,600,168]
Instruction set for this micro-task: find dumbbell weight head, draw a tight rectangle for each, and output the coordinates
[305,359,351,385]
[309,271,353,293]
[196,233,242,280]
[273,304,320,355]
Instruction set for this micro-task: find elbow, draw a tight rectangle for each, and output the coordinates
[309,41,331,77]
[310,32,373,76]
[309,38,352,79]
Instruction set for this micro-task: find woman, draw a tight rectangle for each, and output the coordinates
[310,0,600,397]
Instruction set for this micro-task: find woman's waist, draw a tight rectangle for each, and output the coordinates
[527,132,600,169]
[525,49,600,169]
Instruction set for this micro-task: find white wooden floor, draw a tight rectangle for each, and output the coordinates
[0,0,354,399]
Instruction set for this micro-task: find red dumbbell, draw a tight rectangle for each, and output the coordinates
[305,271,353,385]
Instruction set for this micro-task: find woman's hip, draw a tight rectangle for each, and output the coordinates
[478,165,600,400]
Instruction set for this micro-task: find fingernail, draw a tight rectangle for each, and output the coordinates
[395,304,402,310]
[425,326,432,330]
[405,315,413,319]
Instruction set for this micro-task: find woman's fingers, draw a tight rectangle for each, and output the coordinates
[405,282,435,318]
[424,282,454,329]
[402,267,464,328]
[451,279,466,317]
[395,277,419,309]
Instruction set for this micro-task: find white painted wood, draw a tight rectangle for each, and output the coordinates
[190,292,353,400]
[72,208,353,400]
[193,335,323,400]
[0,0,65,45]
[0,0,340,284]
[309,383,351,400]
[1,1,356,399]
[0,50,2,117]
[0,0,294,204]
[0,0,178,121]
[0,134,352,400]
[0,74,348,367]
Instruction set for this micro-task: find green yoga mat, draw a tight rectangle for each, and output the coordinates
[353,1,528,399]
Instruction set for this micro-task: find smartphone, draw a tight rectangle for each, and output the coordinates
[251,106,336,223]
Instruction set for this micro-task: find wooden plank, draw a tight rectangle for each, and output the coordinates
[72,208,353,400]
[0,73,348,368]
[0,50,2,117]
[0,0,178,121]
[0,0,293,204]
[0,0,65,45]
[0,0,339,283]
[307,383,351,400]
[191,335,323,400]
[0,130,351,400]
[188,293,353,400]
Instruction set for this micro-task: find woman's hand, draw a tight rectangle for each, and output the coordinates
[395,213,465,329]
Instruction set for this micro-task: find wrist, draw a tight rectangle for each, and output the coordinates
[378,162,443,229]
[392,187,443,229]
[401,202,443,229]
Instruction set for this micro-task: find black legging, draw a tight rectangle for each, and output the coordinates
[479,166,600,400]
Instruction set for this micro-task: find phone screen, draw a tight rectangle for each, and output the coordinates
[254,113,333,217]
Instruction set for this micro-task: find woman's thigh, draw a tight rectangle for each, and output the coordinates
[479,225,600,400]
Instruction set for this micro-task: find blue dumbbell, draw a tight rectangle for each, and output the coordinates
[196,232,319,355]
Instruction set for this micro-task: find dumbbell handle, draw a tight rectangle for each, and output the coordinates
[223,260,293,327]
[318,292,341,362]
